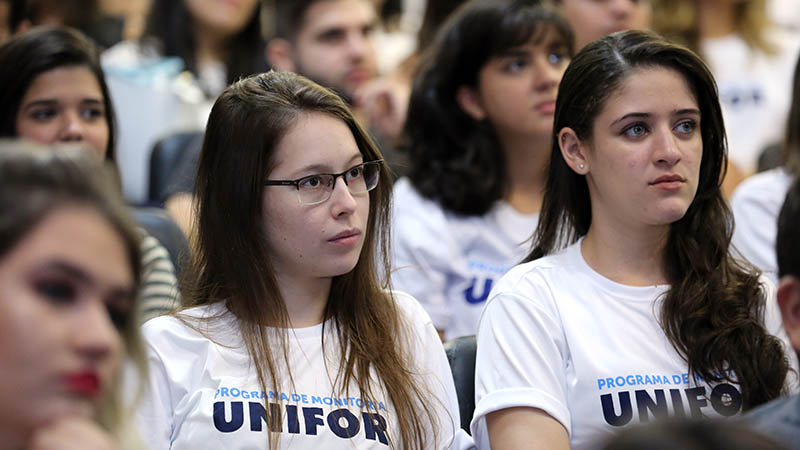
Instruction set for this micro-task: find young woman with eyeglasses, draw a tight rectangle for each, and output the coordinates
[391,0,574,340]
[472,30,796,450]
[134,70,473,450]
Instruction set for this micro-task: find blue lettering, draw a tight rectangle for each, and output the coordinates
[598,379,606,390]
[464,278,493,304]
[601,392,633,426]
[230,388,240,398]
[710,383,742,417]
[287,405,300,434]
[635,390,668,422]
[213,402,243,432]
[327,409,360,438]
[363,412,389,445]
[312,395,323,405]
[303,407,325,435]
[685,387,708,418]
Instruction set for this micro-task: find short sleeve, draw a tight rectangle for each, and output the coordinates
[135,319,179,449]
[392,292,476,450]
[471,274,571,448]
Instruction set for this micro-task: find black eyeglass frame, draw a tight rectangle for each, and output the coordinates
[263,160,384,205]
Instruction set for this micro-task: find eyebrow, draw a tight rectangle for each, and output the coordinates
[39,260,135,299]
[22,98,104,110]
[610,108,700,127]
[290,153,364,177]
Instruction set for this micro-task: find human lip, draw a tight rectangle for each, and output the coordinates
[346,68,372,85]
[64,371,101,397]
[649,174,685,190]
[534,100,556,114]
[328,229,362,246]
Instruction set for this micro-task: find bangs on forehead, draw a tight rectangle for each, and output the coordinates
[488,8,572,56]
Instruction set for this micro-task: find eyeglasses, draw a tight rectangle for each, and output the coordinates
[264,160,383,205]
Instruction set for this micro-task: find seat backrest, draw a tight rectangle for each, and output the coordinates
[131,207,190,279]
[148,131,204,204]
[444,334,477,434]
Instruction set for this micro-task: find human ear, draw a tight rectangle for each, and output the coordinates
[777,275,800,352]
[455,85,487,121]
[265,38,297,72]
[558,127,589,174]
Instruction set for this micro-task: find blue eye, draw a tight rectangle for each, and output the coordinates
[504,58,528,73]
[675,120,698,134]
[548,52,565,65]
[623,123,648,138]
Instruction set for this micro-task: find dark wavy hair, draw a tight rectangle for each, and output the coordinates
[528,30,789,409]
[783,55,800,176]
[144,0,268,90]
[0,25,117,162]
[188,71,442,449]
[404,0,573,215]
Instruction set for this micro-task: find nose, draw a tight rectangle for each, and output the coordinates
[72,300,120,363]
[329,176,358,217]
[654,126,682,166]
[59,110,85,143]
[346,30,370,62]
[608,0,635,20]
[533,56,561,92]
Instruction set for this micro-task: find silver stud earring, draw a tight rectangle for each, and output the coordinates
[577,164,585,170]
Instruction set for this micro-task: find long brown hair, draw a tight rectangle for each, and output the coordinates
[187,71,441,448]
[651,0,775,55]
[529,30,789,410]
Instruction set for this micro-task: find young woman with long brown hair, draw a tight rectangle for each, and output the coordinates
[472,30,796,450]
[134,70,472,450]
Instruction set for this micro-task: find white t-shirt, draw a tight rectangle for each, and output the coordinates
[390,177,538,340]
[471,239,796,450]
[136,291,474,450]
[731,168,795,284]
[701,30,800,174]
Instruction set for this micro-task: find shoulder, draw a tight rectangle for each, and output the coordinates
[390,290,435,329]
[141,303,234,351]
[732,169,793,213]
[392,178,447,223]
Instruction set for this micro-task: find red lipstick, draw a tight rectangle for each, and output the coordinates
[64,372,101,396]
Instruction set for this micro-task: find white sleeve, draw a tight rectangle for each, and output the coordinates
[730,178,780,277]
[391,195,456,331]
[393,292,476,450]
[471,279,570,449]
[135,320,177,449]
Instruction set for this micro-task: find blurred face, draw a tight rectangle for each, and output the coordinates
[0,206,134,440]
[184,0,259,37]
[463,30,570,142]
[558,0,651,49]
[291,0,378,102]
[16,66,109,159]
[262,113,370,283]
[567,67,702,230]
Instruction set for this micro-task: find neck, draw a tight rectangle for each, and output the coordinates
[193,24,227,68]
[581,210,670,286]
[501,132,549,214]
[274,273,331,328]
[697,1,737,39]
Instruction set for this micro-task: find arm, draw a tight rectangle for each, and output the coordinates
[486,407,569,450]
[472,273,572,449]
